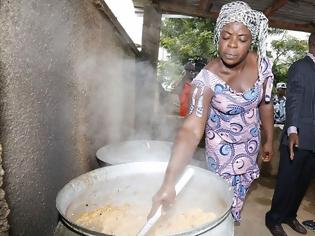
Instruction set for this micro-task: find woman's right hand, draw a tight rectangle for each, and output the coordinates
[147,183,176,219]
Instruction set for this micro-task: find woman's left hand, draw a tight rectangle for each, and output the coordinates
[261,141,273,162]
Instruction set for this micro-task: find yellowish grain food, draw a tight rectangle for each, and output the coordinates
[75,204,216,236]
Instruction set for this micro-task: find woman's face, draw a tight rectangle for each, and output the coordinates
[218,22,252,66]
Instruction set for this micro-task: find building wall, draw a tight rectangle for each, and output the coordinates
[0,0,137,235]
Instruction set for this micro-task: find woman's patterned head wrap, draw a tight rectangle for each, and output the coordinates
[214,1,269,58]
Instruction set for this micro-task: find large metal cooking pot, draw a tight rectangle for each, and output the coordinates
[56,162,234,236]
[96,140,207,169]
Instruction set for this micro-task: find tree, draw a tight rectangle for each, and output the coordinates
[158,18,216,91]
[160,17,216,64]
[268,31,308,83]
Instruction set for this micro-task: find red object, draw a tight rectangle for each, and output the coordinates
[179,82,192,116]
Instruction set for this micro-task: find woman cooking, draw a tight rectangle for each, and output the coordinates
[149,1,274,222]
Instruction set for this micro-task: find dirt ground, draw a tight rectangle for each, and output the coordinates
[235,177,315,236]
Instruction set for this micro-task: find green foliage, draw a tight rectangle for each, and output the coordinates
[268,30,308,84]
[160,17,216,64]
[158,17,216,91]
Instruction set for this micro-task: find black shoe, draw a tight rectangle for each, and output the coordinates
[266,223,288,236]
[302,220,315,231]
[284,218,307,234]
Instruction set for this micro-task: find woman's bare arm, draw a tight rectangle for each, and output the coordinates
[259,81,274,162]
[148,85,213,217]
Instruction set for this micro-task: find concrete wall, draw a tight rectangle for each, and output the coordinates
[0,0,137,235]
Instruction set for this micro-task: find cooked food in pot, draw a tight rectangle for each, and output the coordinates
[74,203,216,236]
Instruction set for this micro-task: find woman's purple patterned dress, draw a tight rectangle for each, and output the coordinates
[192,57,273,221]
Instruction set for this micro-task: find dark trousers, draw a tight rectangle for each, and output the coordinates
[266,145,315,225]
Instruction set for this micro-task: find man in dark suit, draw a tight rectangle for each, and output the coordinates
[265,32,315,236]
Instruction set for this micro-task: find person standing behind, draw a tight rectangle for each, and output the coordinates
[273,82,287,124]
[177,60,206,117]
[265,32,315,236]
[176,61,195,117]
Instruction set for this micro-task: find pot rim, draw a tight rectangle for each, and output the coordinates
[56,162,233,236]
